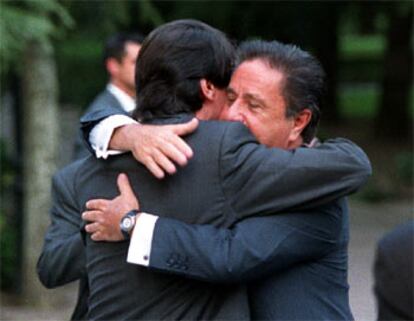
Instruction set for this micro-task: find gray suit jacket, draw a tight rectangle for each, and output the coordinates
[54,113,369,320]
[73,89,124,161]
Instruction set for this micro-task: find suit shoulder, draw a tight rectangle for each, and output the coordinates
[53,158,90,189]
[82,90,121,116]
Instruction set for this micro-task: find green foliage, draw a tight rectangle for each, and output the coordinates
[395,152,413,185]
[139,0,164,27]
[56,37,106,107]
[339,86,414,119]
[0,0,74,75]
[340,34,385,60]
[339,86,379,119]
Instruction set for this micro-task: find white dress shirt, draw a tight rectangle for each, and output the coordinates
[127,213,159,266]
[89,84,138,159]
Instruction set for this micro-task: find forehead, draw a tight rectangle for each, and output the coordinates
[124,42,141,59]
[230,59,284,95]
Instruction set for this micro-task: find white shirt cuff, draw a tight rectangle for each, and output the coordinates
[127,213,159,266]
[89,114,137,159]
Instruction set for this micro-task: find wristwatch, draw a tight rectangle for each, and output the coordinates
[120,209,139,240]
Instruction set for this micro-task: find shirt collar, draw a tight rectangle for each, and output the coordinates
[106,83,136,113]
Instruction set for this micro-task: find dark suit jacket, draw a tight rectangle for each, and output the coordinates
[37,89,124,320]
[147,198,353,320]
[374,220,414,320]
[58,112,370,320]
[73,89,124,161]
[37,158,88,320]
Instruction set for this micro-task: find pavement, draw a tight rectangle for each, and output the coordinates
[1,198,412,321]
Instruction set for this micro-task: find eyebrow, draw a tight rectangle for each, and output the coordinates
[244,93,266,106]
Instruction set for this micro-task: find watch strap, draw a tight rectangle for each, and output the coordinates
[120,209,140,240]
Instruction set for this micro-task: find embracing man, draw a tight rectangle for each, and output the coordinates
[82,38,369,320]
[39,19,370,320]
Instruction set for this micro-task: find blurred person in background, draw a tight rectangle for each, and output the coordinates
[73,32,144,160]
[374,220,414,321]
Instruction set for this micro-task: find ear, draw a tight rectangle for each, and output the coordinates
[106,58,120,77]
[288,109,312,143]
[199,79,216,101]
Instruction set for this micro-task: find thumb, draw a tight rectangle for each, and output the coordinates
[172,118,199,136]
[117,173,136,200]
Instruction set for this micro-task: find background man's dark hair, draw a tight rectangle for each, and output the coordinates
[133,19,235,122]
[103,32,145,63]
[238,40,326,143]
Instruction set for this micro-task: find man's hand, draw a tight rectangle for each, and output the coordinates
[111,118,199,179]
[83,173,139,242]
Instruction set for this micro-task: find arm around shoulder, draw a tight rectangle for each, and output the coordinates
[219,123,371,219]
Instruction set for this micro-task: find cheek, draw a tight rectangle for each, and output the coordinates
[243,117,263,139]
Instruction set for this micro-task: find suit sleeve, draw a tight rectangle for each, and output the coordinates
[219,122,371,220]
[148,200,346,283]
[80,107,129,155]
[37,167,86,288]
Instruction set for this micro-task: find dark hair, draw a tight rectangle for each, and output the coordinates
[132,19,235,121]
[238,40,325,143]
[103,32,144,63]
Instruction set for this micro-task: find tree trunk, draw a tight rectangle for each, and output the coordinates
[21,41,59,307]
[376,4,413,140]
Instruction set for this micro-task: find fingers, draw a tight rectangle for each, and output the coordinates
[166,119,198,159]
[84,222,100,233]
[142,157,165,179]
[82,210,102,223]
[171,118,199,136]
[91,232,103,241]
[117,173,140,209]
[129,120,197,179]
[86,199,109,211]
[164,138,193,163]
[117,173,136,198]
[151,148,178,174]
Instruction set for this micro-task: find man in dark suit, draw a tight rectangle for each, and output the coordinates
[374,220,414,320]
[40,21,370,320]
[83,41,369,320]
[37,32,143,321]
[73,32,143,160]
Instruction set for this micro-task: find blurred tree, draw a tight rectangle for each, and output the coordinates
[1,0,164,307]
[376,2,413,140]
[1,0,73,307]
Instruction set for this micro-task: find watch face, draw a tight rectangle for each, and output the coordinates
[122,217,133,230]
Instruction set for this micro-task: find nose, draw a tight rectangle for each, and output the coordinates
[224,102,244,123]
